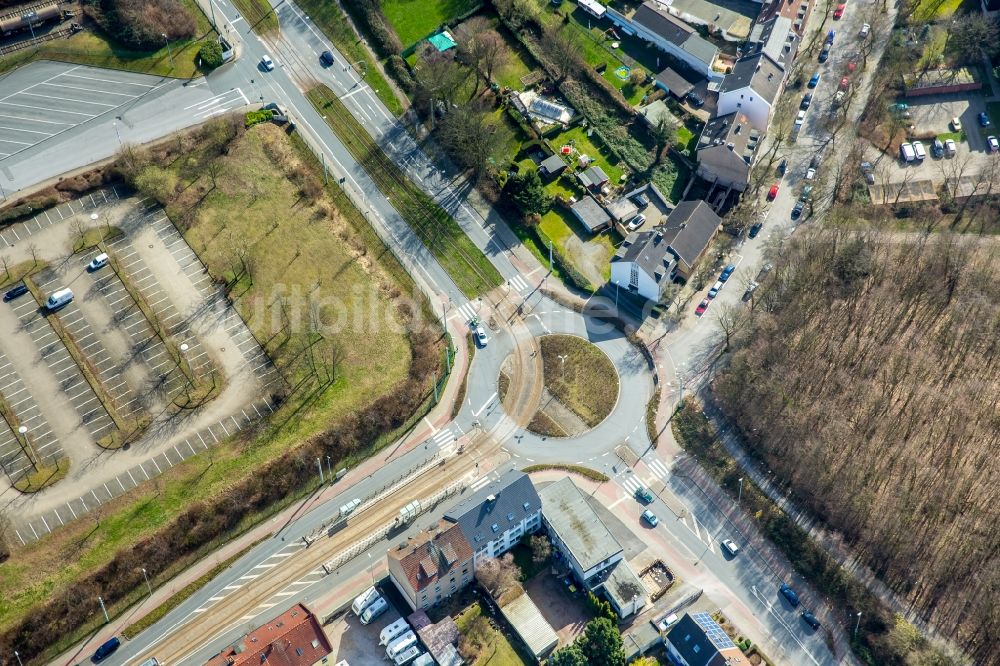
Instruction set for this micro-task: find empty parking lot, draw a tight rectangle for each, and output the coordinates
[0,62,169,159]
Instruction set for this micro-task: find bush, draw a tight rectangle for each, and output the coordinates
[386,54,415,93]
[341,0,402,57]
[84,0,196,51]
[198,40,224,69]
[244,109,274,128]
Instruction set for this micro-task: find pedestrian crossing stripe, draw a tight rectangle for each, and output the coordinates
[620,476,641,494]
[432,428,454,444]
[470,476,490,492]
[508,275,529,292]
[647,459,670,479]
[455,302,477,323]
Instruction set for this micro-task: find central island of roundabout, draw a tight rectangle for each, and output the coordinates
[457,298,657,472]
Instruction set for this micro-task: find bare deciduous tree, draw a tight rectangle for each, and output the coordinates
[475,553,521,597]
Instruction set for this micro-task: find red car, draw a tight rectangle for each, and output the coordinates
[695,299,710,316]
[767,183,779,200]
[833,3,846,18]
[839,76,850,90]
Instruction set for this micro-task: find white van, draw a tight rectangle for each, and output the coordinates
[360,597,388,624]
[380,618,410,645]
[45,288,74,310]
[900,142,915,162]
[393,646,422,665]
[88,253,109,271]
[385,631,417,659]
[351,586,380,615]
[912,140,926,161]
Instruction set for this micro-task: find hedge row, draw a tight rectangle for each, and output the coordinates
[244,109,274,128]
[341,0,403,58]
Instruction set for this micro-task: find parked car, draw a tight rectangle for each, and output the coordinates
[361,597,389,624]
[474,325,488,347]
[801,611,822,630]
[779,584,801,607]
[808,72,821,88]
[979,112,991,127]
[859,22,870,37]
[800,93,812,110]
[87,253,109,271]
[742,281,759,301]
[826,29,836,44]
[708,280,723,298]
[631,192,650,208]
[3,284,27,302]
[900,142,915,162]
[951,117,962,131]
[720,264,736,282]
[834,2,846,17]
[320,50,335,66]
[912,140,926,160]
[641,509,659,527]
[792,200,805,219]
[931,139,944,158]
[721,538,740,556]
[695,298,710,316]
[626,214,646,231]
[989,136,1000,153]
[805,168,816,180]
[92,637,121,663]
[839,76,850,90]
[795,110,806,127]
[767,183,779,200]
[635,485,654,503]
[944,138,957,156]
[800,184,813,200]
[819,45,831,62]
[260,54,275,71]
[778,158,787,175]
[864,171,875,184]
[748,222,763,238]
[686,92,705,108]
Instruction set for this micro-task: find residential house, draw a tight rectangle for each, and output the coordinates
[695,112,763,192]
[577,164,610,192]
[610,199,721,299]
[538,477,647,618]
[607,2,722,82]
[443,469,542,567]
[408,610,464,666]
[716,16,796,131]
[204,604,333,666]
[665,612,748,666]
[387,520,474,610]
[579,0,607,18]
[570,195,613,234]
[538,154,567,179]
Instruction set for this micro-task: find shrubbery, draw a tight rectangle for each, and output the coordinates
[244,109,274,128]
[386,54,415,93]
[198,40,224,69]
[341,0,402,57]
[83,0,196,51]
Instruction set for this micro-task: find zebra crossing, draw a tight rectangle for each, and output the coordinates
[431,426,459,455]
[450,273,533,324]
[646,458,670,479]
[453,301,480,324]
[506,274,530,293]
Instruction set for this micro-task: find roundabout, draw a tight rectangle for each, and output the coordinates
[458,290,656,472]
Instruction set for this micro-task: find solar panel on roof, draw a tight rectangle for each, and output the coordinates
[692,612,737,650]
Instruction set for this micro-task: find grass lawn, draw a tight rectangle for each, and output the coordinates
[292,0,405,116]
[382,0,481,48]
[230,0,278,33]
[0,0,216,78]
[911,0,972,21]
[308,85,503,297]
[455,602,529,666]
[0,125,423,652]
[552,125,626,183]
[539,334,619,426]
[495,30,538,90]
[538,207,615,285]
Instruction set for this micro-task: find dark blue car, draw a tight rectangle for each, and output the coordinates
[92,637,120,663]
[779,584,800,607]
[720,264,736,282]
[808,73,820,88]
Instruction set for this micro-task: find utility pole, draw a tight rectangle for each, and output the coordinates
[433,373,439,403]
[548,241,553,270]
[316,457,325,484]
[98,596,109,623]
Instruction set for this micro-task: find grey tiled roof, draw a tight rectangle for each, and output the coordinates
[663,200,721,265]
[720,52,784,104]
[613,229,675,283]
[444,470,540,549]
[571,195,612,232]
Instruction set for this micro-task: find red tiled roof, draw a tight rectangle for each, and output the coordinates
[204,604,332,666]
[388,521,473,593]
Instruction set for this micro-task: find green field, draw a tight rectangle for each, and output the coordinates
[293,0,405,116]
[382,0,481,47]
[0,124,423,656]
[307,85,503,298]
[0,0,215,78]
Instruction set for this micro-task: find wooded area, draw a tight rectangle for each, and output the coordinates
[714,230,999,662]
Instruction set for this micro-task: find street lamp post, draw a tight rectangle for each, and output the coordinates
[98,596,110,623]
[162,34,174,68]
[316,457,325,484]
[738,477,744,505]
[14,651,23,666]
[141,567,152,597]
[113,121,123,148]
[557,354,568,379]
[854,612,863,636]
